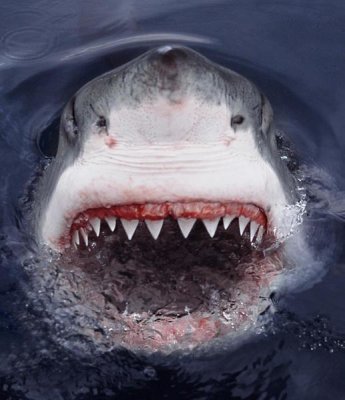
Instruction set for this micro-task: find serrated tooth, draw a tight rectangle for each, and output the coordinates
[89,217,101,237]
[223,215,235,229]
[238,216,250,236]
[121,219,139,240]
[105,216,116,232]
[80,228,88,246]
[250,221,259,242]
[177,218,196,238]
[145,219,164,239]
[202,218,220,238]
[256,225,264,244]
[72,230,80,248]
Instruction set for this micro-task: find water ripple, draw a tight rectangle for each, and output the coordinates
[2,27,55,61]
[59,32,216,62]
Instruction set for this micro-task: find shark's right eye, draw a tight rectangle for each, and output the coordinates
[231,114,245,127]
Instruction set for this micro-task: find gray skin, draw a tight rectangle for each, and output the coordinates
[33,46,296,241]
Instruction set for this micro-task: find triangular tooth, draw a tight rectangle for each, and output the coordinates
[238,216,250,236]
[177,218,196,238]
[72,230,80,247]
[202,218,220,238]
[80,228,88,246]
[145,219,164,240]
[89,217,101,237]
[105,216,116,232]
[223,215,235,229]
[121,219,139,240]
[256,226,265,244]
[72,230,80,248]
[250,221,259,242]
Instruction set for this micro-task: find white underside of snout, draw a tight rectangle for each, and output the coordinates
[40,122,300,250]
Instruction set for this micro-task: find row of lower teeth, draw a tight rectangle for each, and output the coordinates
[71,215,265,248]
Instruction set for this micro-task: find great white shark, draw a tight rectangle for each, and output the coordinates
[30,46,306,352]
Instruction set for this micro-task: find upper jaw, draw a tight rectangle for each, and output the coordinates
[69,200,268,249]
[40,131,292,251]
[40,157,290,251]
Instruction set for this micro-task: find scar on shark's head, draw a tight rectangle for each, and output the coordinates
[32,46,304,352]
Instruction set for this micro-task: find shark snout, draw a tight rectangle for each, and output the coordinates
[144,46,195,92]
[155,46,189,67]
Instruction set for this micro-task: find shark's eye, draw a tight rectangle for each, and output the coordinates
[96,116,107,129]
[231,115,245,127]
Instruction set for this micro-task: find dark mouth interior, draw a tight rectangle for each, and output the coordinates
[67,217,265,317]
[58,204,277,350]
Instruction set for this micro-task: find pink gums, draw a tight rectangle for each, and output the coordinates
[69,201,267,237]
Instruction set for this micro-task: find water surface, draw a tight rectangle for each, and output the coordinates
[1,1,345,399]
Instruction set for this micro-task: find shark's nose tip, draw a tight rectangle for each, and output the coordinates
[155,46,188,67]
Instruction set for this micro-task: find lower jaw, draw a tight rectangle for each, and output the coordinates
[56,251,282,353]
[51,217,282,353]
[115,311,245,351]
[109,295,268,352]
[112,256,282,352]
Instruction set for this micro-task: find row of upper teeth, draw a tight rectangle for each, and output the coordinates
[71,215,265,248]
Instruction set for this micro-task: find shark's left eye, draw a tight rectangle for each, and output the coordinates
[231,115,245,127]
[96,116,107,129]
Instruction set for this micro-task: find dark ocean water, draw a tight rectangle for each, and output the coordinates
[1,1,345,399]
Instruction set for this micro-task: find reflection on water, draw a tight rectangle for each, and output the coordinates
[1,0,345,399]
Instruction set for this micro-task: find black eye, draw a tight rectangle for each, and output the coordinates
[231,115,245,127]
[96,116,107,128]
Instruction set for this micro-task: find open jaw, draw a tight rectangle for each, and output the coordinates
[36,138,293,353]
[41,198,283,353]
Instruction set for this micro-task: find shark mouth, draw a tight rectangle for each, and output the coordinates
[45,198,283,353]
[69,201,267,248]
